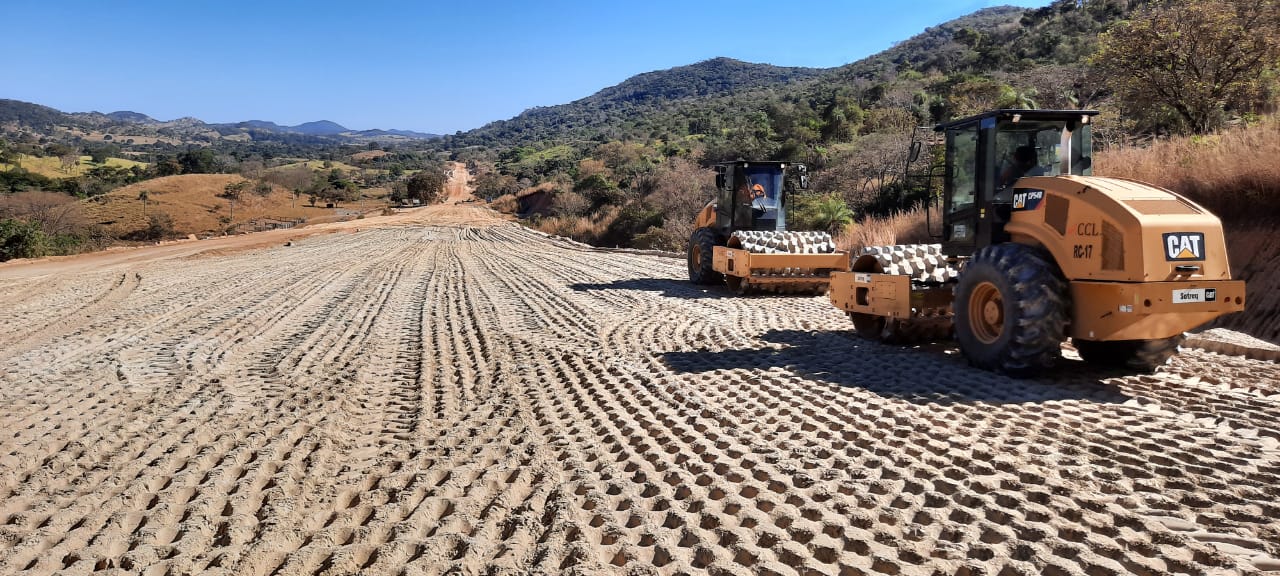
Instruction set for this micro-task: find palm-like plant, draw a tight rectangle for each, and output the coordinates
[811,194,854,235]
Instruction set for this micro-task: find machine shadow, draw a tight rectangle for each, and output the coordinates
[659,328,1134,405]
[571,278,830,300]
[570,278,734,300]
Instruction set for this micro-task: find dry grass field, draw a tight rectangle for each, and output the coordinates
[79,175,391,238]
[0,154,148,179]
[272,160,372,174]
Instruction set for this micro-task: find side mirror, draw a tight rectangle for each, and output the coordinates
[715,173,725,190]
[909,141,922,163]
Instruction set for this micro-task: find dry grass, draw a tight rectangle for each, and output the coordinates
[80,174,389,238]
[533,206,621,244]
[489,194,519,214]
[271,160,373,174]
[836,204,940,253]
[1095,118,1280,223]
[351,150,389,162]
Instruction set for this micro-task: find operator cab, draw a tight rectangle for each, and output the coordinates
[939,109,1098,256]
[714,161,803,234]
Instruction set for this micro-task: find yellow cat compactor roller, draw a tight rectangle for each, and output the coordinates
[829,109,1245,376]
[688,161,847,294]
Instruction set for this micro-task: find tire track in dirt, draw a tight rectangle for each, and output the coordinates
[0,227,432,573]
[2,209,1278,575]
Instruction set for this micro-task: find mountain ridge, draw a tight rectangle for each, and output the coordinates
[0,98,439,142]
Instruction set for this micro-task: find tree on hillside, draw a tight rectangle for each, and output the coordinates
[143,212,174,241]
[238,159,265,179]
[138,190,149,217]
[261,166,313,207]
[0,191,85,236]
[1092,0,1280,134]
[178,148,220,174]
[87,144,120,164]
[153,157,182,177]
[59,152,78,174]
[633,157,715,246]
[221,180,249,221]
[405,170,446,205]
[473,171,520,201]
[325,169,358,202]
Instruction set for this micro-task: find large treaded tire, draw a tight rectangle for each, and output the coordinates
[1074,335,1185,372]
[687,227,722,285]
[954,243,1068,377]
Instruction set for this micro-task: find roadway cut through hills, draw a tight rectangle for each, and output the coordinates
[1,202,1278,576]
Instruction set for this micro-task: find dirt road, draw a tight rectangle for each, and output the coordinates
[1,204,1278,576]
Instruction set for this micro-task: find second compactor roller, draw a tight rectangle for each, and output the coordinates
[687,161,846,294]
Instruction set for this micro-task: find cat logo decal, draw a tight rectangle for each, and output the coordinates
[1162,232,1204,261]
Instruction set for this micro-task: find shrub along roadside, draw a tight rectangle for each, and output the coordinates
[0,218,85,261]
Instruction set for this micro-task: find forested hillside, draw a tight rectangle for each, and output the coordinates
[445,0,1278,253]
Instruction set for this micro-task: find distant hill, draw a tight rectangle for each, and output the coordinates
[292,120,347,135]
[439,4,1138,154]
[589,57,823,104]
[239,120,289,131]
[0,99,68,130]
[354,128,438,139]
[105,111,157,124]
[0,99,439,145]
[444,58,824,148]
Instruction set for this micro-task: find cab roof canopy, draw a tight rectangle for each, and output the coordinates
[934,109,1100,131]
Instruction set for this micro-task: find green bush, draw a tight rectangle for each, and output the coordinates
[0,218,83,261]
[600,202,663,247]
[632,225,683,251]
[788,193,854,234]
[0,218,48,260]
[145,212,175,240]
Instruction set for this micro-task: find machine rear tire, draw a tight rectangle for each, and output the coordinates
[954,243,1068,377]
[1074,335,1185,372]
[688,228,722,285]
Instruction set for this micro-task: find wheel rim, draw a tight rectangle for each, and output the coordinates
[969,281,1004,345]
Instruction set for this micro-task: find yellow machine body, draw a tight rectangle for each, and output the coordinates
[1008,175,1244,340]
[830,174,1244,341]
[829,271,951,320]
[694,202,716,230]
[713,246,847,286]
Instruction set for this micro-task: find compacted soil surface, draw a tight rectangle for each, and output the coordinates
[1,202,1278,576]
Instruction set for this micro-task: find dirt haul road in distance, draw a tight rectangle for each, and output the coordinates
[1,201,1279,576]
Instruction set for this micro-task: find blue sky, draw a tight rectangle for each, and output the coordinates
[3,1,1052,134]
